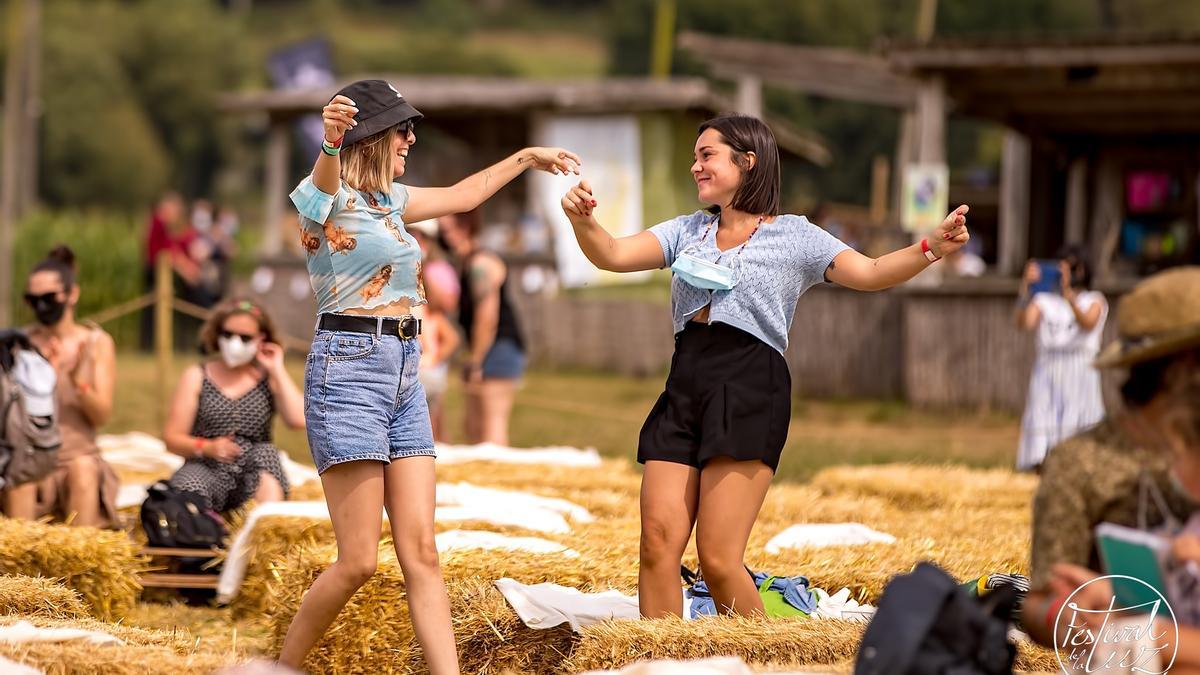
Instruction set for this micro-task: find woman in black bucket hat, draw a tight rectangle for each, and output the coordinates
[278,79,580,674]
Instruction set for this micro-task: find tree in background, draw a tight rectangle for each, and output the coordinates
[37,0,243,210]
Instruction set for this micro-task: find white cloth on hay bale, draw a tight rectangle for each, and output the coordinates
[494,578,640,632]
[764,523,896,554]
[496,579,873,633]
[0,655,42,675]
[434,442,602,467]
[218,485,592,603]
[436,530,578,557]
[0,620,122,646]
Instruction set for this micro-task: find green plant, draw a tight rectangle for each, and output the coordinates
[10,211,145,348]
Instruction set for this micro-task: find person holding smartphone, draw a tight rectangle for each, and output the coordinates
[1014,245,1108,471]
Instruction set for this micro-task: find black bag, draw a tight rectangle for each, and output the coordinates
[140,481,227,549]
[855,562,1018,675]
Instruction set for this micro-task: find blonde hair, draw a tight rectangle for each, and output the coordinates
[341,126,398,193]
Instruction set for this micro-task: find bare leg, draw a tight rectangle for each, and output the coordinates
[638,460,700,618]
[694,457,774,616]
[254,472,285,503]
[278,461,385,669]
[63,455,102,527]
[2,482,37,520]
[477,378,518,447]
[384,456,459,674]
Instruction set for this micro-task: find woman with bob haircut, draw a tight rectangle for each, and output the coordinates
[279,80,580,674]
[163,298,304,513]
[561,114,970,618]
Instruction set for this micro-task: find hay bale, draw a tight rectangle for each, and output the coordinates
[809,465,1036,512]
[421,580,577,674]
[564,615,861,673]
[266,545,415,674]
[0,576,87,619]
[0,519,144,620]
[228,515,340,618]
[124,602,274,658]
[0,615,239,675]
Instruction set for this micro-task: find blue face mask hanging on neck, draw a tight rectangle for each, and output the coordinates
[671,253,737,291]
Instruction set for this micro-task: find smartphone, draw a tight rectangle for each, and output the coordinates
[1030,259,1062,296]
[1095,522,1171,612]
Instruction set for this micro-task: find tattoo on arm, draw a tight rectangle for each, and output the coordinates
[469,263,492,300]
[483,169,491,192]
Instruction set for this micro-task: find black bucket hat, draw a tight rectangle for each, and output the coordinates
[336,79,423,147]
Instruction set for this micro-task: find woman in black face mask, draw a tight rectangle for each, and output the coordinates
[3,245,119,527]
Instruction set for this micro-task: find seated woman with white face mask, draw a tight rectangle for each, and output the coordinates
[163,299,305,512]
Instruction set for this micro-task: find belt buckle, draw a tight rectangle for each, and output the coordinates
[398,316,419,340]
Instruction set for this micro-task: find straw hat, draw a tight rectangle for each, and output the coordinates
[1095,266,1200,368]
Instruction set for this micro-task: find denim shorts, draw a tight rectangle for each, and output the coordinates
[304,329,436,474]
[482,338,527,379]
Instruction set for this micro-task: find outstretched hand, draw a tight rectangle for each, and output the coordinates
[560,180,597,223]
[522,147,582,176]
[928,205,970,258]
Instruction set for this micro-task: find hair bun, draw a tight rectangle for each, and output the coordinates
[46,245,76,270]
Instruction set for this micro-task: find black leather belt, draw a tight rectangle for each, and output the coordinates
[319,313,422,339]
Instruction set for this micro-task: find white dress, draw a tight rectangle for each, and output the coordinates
[1017,291,1108,471]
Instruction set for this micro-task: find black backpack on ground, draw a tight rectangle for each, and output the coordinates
[855,562,1018,675]
[140,481,227,549]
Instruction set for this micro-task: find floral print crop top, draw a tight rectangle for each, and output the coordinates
[290,176,425,314]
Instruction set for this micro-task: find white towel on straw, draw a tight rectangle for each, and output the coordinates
[436,530,579,557]
[765,523,896,554]
[0,620,122,646]
[494,578,640,632]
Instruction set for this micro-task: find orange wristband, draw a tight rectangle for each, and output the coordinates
[193,437,206,457]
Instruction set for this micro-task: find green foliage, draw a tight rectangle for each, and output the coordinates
[9,211,146,348]
[38,0,243,209]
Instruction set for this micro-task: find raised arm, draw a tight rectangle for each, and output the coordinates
[560,180,667,273]
[313,95,359,196]
[405,148,581,224]
[1015,261,1042,331]
[71,328,115,427]
[826,205,970,291]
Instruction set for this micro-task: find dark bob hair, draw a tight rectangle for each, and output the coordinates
[697,114,781,217]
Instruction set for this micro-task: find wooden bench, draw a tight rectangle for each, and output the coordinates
[139,546,222,590]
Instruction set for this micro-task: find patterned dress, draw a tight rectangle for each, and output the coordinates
[169,365,289,511]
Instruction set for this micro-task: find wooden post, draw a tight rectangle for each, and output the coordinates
[16,0,38,215]
[155,254,174,429]
[1064,157,1087,245]
[736,74,763,117]
[870,154,890,225]
[650,0,676,79]
[915,77,945,164]
[0,0,35,327]
[998,131,1031,276]
[261,121,289,257]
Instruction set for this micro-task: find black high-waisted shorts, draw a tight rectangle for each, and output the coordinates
[638,321,791,471]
